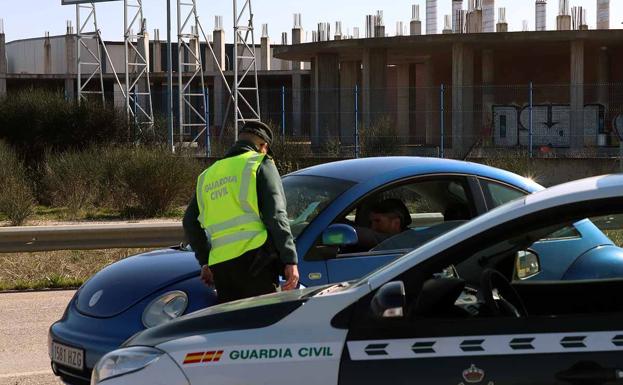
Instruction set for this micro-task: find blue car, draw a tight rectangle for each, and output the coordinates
[48,157,621,384]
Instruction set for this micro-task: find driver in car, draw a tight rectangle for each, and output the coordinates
[354,199,412,251]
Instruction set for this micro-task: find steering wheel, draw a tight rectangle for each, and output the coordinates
[480,269,528,317]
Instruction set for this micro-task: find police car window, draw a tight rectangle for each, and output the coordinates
[480,180,526,209]
[283,175,354,238]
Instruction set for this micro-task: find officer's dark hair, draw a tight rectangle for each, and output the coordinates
[370,199,412,230]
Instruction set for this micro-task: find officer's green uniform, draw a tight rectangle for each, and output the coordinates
[183,139,298,303]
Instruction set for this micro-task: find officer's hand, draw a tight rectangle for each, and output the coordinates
[200,265,214,287]
[282,265,299,291]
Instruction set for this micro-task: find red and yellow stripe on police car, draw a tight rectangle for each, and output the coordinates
[183,350,224,365]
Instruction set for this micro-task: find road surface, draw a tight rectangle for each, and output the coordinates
[0,290,75,385]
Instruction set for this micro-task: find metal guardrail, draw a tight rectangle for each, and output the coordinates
[0,223,185,253]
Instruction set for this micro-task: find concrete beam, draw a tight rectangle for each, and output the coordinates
[339,61,360,147]
[362,48,388,127]
[0,33,6,97]
[452,42,474,157]
[570,40,584,148]
[311,53,340,150]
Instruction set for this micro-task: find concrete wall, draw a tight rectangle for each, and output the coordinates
[7,36,67,74]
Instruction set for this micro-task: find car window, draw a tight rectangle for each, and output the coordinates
[283,175,355,238]
[480,179,526,209]
[335,177,475,256]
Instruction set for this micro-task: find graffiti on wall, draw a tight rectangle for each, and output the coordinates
[493,104,605,147]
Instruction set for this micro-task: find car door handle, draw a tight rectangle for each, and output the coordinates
[556,362,623,384]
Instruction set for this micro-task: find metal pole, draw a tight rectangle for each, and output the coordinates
[233,0,239,142]
[205,87,211,157]
[355,84,360,158]
[167,0,174,152]
[281,86,286,138]
[440,84,445,158]
[124,0,130,120]
[529,81,534,159]
[76,5,81,104]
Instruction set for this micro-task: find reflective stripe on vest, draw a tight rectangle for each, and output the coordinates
[196,151,268,266]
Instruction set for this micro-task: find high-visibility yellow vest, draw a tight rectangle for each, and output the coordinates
[196,151,268,266]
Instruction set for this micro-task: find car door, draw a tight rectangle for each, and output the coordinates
[324,176,482,283]
[339,201,623,385]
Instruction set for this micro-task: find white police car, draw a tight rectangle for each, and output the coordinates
[93,175,623,385]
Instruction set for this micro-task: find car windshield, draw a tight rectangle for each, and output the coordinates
[283,175,355,238]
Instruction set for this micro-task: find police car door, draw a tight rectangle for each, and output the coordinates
[339,202,623,385]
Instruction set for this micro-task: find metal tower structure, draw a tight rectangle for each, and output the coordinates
[233,0,261,141]
[75,3,105,105]
[124,0,154,130]
[177,0,208,148]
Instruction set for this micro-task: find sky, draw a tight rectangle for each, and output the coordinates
[1,0,621,43]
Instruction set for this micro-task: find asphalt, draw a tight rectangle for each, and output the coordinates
[0,290,75,385]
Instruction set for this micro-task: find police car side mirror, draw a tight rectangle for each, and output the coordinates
[515,250,541,280]
[371,281,406,319]
[322,224,358,247]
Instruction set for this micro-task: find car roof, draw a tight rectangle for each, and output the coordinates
[366,174,623,290]
[289,157,543,192]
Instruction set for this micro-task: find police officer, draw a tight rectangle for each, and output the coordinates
[183,121,299,303]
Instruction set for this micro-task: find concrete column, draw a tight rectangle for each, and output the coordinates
[152,39,162,73]
[137,32,151,108]
[311,53,340,150]
[44,34,52,75]
[292,73,304,137]
[374,25,385,37]
[598,47,609,107]
[260,36,271,70]
[292,27,303,70]
[340,61,360,147]
[65,33,76,100]
[396,64,410,140]
[496,22,508,32]
[452,42,474,156]
[213,76,224,130]
[362,48,388,127]
[0,33,7,97]
[424,58,436,145]
[213,29,226,71]
[113,83,125,109]
[482,49,495,143]
[557,15,572,31]
[467,10,483,33]
[570,40,584,148]
[410,20,422,35]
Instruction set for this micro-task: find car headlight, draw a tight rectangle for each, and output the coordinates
[91,347,163,384]
[142,291,188,328]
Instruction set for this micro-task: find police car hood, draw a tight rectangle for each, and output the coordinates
[123,286,327,347]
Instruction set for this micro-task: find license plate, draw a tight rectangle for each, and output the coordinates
[51,342,84,371]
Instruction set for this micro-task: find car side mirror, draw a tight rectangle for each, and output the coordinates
[322,224,358,247]
[370,281,406,319]
[515,250,541,280]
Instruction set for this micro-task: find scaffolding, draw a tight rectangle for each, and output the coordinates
[75,3,105,105]
[233,0,261,141]
[124,0,154,131]
[177,0,208,150]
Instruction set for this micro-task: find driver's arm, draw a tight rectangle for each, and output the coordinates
[257,158,298,265]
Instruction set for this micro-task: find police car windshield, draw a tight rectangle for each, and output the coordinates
[283,175,355,238]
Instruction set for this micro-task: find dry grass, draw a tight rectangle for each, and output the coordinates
[0,248,153,291]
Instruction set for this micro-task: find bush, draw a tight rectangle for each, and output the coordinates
[0,142,36,226]
[0,89,130,163]
[117,146,203,217]
[359,116,403,157]
[42,150,105,219]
